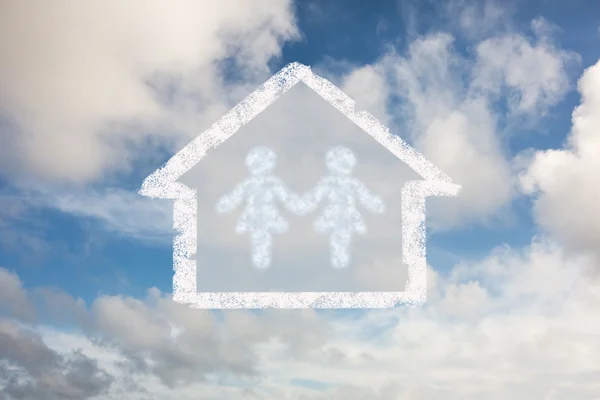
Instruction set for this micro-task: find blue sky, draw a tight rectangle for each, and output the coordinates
[1,1,600,398]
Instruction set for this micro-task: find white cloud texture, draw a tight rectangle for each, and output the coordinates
[520,59,600,253]
[0,0,298,184]
[472,19,578,116]
[10,19,576,240]
[338,23,575,229]
[2,236,600,399]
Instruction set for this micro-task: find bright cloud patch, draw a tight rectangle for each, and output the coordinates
[0,0,298,184]
[520,59,600,253]
[2,236,600,399]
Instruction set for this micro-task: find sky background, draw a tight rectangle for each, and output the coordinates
[1,0,600,398]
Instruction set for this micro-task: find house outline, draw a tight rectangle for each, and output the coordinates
[139,62,460,309]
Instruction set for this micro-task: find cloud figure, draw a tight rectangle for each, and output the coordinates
[298,146,385,268]
[215,146,299,269]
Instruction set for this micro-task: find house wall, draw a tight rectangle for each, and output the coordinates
[178,82,421,293]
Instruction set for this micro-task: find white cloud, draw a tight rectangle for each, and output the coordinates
[472,18,578,116]
[1,11,576,239]
[342,34,513,229]
[0,268,36,322]
[0,187,173,250]
[0,320,113,400]
[456,0,510,38]
[520,58,600,253]
[267,238,600,399]
[335,21,576,229]
[41,187,173,243]
[340,64,391,125]
[43,22,572,245]
[0,0,298,184]
[2,236,600,399]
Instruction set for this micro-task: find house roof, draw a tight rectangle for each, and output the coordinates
[140,62,459,200]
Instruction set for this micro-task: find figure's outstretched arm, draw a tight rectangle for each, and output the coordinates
[216,182,247,214]
[354,180,385,214]
[272,178,300,214]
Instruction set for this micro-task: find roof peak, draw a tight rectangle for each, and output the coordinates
[140,62,459,200]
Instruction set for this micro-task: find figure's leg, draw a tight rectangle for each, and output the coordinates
[250,230,272,269]
[330,230,352,269]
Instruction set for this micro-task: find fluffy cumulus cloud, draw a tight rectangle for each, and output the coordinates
[472,18,578,116]
[1,236,600,399]
[0,320,113,400]
[520,59,600,253]
[0,0,298,184]
[0,4,576,238]
[0,0,299,258]
[337,18,577,229]
[3,16,577,243]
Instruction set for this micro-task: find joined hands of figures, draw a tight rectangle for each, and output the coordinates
[216,146,385,269]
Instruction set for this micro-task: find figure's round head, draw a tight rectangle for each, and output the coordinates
[245,146,276,174]
[325,146,356,175]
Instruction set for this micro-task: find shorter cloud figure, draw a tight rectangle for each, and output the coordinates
[297,146,386,269]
